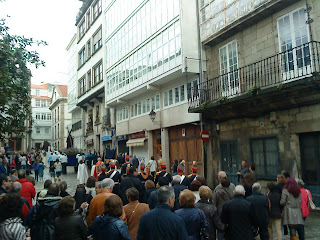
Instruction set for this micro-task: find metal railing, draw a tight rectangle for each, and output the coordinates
[189,41,320,109]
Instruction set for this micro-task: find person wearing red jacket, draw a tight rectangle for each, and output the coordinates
[15,169,36,208]
[11,181,30,220]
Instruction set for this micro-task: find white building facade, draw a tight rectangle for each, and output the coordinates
[67,34,85,152]
[104,0,203,174]
[50,85,72,151]
[75,0,108,154]
[30,84,53,150]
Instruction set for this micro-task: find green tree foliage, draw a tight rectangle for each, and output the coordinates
[0,18,47,140]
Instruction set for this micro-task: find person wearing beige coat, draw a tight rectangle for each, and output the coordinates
[280,177,304,240]
[124,187,150,240]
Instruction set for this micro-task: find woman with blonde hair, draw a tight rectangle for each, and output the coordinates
[195,186,225,239]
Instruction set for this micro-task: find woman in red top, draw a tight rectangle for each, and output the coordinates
[296,179,313,240]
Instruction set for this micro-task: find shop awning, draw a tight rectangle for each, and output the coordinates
[126,138,146,147]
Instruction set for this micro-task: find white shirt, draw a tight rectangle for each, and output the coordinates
[147,159,157,172]
[60,155,68,163]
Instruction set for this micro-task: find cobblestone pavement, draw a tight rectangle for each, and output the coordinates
[33,166,320,239]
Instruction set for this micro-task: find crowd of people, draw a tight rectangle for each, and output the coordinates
[0,151,316,240]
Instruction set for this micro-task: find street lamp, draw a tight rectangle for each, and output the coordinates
[149,109,156,122]
[149,109,161,127]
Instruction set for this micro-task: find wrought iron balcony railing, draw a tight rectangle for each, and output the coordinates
[189,41,320,109]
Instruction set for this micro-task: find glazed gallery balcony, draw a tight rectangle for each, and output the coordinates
[189,41,320,120]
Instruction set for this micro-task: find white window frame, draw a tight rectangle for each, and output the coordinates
[163,85,186,109]
[35,99,40,107]
[277,7,311,81]
[219,40,240,97]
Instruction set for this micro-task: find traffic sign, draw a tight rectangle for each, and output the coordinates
[200,130,210,142]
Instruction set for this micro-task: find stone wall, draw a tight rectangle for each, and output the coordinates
[207,103,320,186]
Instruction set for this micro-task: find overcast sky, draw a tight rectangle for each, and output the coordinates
[0,0,82,84]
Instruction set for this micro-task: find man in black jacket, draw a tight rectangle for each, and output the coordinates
[221,185,256,240]
[171,175,187,211]
[29,183,62,240]
[119,167,141,204]
[246,182,269,240]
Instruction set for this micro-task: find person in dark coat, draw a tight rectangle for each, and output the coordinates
[276,174,286,193]
[175,189,209,240]
[246,182,269,240]
[195,186,225,240]
[147,177,170,209]
[131,155,139,169]
[155,162,172,185]
[221,185,256,240]
[172,175,188,210]
[121,158,130,176]
[55,196,88,240]
[90,195,131,240]
[177,160,191,188]
[267,182,282,240]
[106,161,122,195]
[137,186,188,240]
[120,167,142,205]
[29,183,62,240]
[143,180,156,203]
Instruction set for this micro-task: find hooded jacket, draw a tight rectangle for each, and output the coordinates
[0,217,26,240]
[16,178,36,208]
[30,195,62,240]
[90,214,131,240]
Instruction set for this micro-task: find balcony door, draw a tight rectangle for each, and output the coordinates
[219,41,240,97]
[278,8,311,81]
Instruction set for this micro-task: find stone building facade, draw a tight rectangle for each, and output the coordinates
[189,0,320,205]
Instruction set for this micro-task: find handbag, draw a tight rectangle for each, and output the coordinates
[197,209,209,240]
[306,189,316,210]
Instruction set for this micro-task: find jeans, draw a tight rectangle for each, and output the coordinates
[217,230,225,240]
[268,218,282,240]
[21,165,26,170]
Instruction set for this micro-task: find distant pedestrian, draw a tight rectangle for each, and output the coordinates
[246,182,269,240]
[37,160,45,183]
[32,160,39,182]
[60,153,68,175]
[146,156,157,177]
[237,160,250,184]
[49,161,56,182]
[54,159,62,182]
[90,195,131,240]
[221,185,256,240]
[137,186,189,240]
[280,177,304,239]
[175,189,209,240]
[276,174,286,194]
[77,160,89,185]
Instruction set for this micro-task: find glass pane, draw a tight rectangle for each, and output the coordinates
[169,89,173,105]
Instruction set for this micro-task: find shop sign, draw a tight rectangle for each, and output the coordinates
[129,131,146,139]
[86,139,94,145]
[101,129,114,141]
[116,135,128,141]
